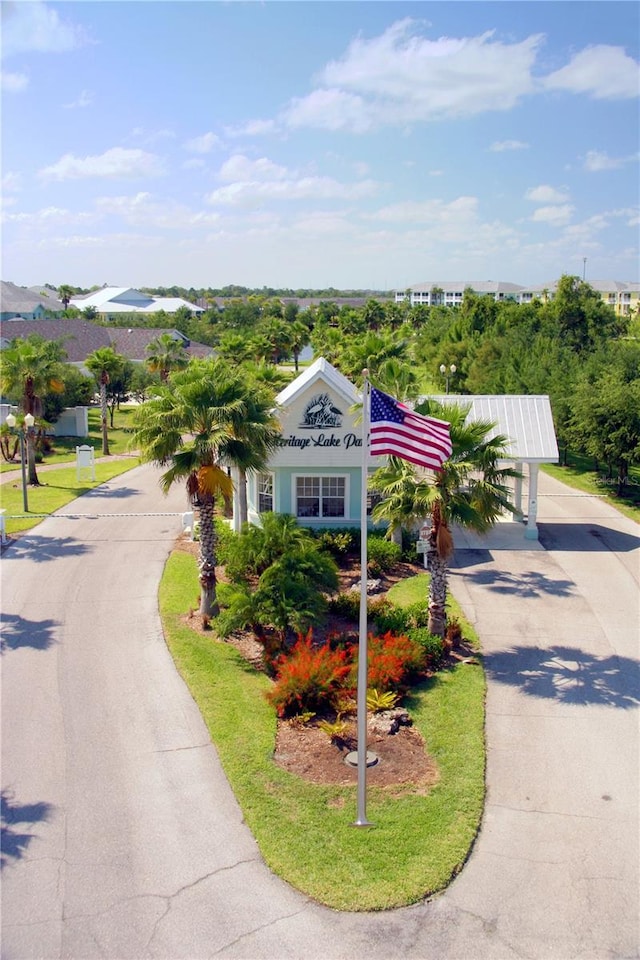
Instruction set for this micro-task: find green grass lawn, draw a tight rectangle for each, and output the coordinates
[542,455,640,523]
[1,405,139,474]
[160,552,485,911]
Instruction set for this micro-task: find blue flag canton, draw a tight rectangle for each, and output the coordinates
[371,389,403,424]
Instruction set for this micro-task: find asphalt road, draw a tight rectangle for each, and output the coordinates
[1,465,638,959]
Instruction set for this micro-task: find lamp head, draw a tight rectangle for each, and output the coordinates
[24,413,35,428]
[439,364,446,374]
[5,413,16,428]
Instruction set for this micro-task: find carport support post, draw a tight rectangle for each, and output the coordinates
[513,461,524,519]
[525,463,540,540]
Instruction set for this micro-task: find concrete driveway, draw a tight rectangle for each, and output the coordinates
[1,465,638,959]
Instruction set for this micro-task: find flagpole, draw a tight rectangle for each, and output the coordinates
[353,370,374,827]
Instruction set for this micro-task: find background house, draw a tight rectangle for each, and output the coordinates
[69,286,204,320]
[0,318,213,368]
[0,281,64,320]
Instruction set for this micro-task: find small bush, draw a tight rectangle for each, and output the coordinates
[408,628,446,670]
[405,600,430,629]
[327,592,361,620]
[350,631,427,694]
[366,688,399,712]
[314,528,357,558]
[266,632,353,717]
[368,597,412,634]
[367,536,401,575]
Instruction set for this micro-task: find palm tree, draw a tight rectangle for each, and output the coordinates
[374,357,419,404]
[144,333,190,382]
[0,335,66,484]
[131,359,254,619]
[57,284,75,310]
[85,347,125,455]
[370,402,520,636]
[221,390,281,527]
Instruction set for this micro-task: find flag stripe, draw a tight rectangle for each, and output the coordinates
[369,387,452,470]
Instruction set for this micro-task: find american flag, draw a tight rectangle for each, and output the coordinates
[369,388,452,471]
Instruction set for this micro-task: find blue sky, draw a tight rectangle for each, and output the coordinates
[2,1,638,290]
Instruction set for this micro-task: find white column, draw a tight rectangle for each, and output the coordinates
[525,463,540,540]
[231,466,242,533]
[513,461,524,520]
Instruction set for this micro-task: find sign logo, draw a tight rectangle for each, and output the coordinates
[300,393,343,429]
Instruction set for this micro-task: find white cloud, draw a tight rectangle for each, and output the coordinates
[225,118,277,137]
[63,89,93,109]
[284,88,370,133]
[95,192,220,230]
[543,44,640,100]
[36,233,162,251]
[1,0,90,58]
[183,132,220,154]
[206,175,379,207]
[3,206,95,227]
[1,70,28,92]
[1,171,22,193]
[490,139,529,152]
[531,204,574,225]
[39,148,165,181]
[290,211,357,237]
[583,149,639,172]
[525,185,570,204]
[282,20,543,131]
[369,195,479,225]
[218,155,288,183]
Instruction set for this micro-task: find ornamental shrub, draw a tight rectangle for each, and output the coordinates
[407,628,447,670]
[349,630,427,694]
[266,632,353,717]
[367,536,401,576]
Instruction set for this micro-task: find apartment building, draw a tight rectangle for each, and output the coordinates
[396,280,639,316]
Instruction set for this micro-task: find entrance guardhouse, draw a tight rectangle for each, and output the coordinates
[239,359,558,540]
[425,394,559,539]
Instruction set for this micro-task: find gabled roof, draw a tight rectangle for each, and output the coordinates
[69,286,204,314]
[1,281,63,313]
[0,318,213,363]
[276,357,360,407]
[425,394,558,462]
[1,318,112,361]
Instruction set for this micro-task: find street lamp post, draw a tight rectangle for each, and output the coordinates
[439,363,457,394]
[5,412,34,512]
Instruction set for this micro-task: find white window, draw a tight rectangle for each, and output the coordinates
[257,473,273,513]
[295,476,346,519]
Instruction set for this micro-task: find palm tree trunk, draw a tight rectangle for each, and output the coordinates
[427,547,448,637]
[100,381,110,456]
[26,431,39,486]
[197,496,219,619]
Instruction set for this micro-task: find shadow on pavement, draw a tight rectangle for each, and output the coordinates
[453,548,493,568]
[2,535,93,563]
[1,791,55,869]
[79,485,142,500]
[450,566,575,598]
[539,521,640,553]
[0,613,59,654]
[485,644,640,709]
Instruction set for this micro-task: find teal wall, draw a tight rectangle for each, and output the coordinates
[274,466,377,528]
